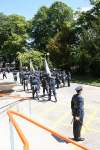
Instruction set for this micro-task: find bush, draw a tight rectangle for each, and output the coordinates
[90,58,100,77]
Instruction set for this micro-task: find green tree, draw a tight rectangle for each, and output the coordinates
[0,14,28,64]
[47,1,73,36]
[31,1,73,53]
[47,23,76,68]
[74,2,100,76]
[0,13,11,50]
[31,6,49,50]
[17,49,43,68]
[90,0,100,5]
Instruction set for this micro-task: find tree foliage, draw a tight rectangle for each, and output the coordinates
[90,0,100,5]
[0,1,100,77]
[0,13,11,50]
[31,2,73,52]
[0,14,28,63]
[47,23,76,68]
[31,6,49,50]
[17,49,43,68]
[74,2,100,76]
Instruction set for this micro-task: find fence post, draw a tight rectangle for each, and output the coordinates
[9,118,14,150]
[16,102,20,112]
[28,100,31,116]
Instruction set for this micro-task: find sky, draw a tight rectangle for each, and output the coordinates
[0,0,91,19]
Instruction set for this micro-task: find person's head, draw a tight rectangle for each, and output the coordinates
[75,86,83,94]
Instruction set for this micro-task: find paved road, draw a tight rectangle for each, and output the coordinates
[0,72,100,150]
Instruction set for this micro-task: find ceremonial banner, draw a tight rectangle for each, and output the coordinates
[30,59,34,72]
[45,59,51,76]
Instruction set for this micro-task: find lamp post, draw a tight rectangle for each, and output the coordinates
[46,52,50,63]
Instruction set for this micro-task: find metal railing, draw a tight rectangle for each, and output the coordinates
[0,93,91,150]
[7,110,91,150]
[7,111,29,150]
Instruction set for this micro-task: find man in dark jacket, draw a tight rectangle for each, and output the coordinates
[2,71,7,79]
[48,76,57,102]
[67,71,71,87]
[41,76,49,96]
[71,86,84,141]
[31,76,40,100]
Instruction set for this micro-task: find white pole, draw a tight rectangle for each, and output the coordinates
[16,103,20,112]
[29,100,31,116]
[9,118,14,150]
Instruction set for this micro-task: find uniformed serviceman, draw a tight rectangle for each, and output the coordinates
[41,76,49,96]
[30,74,34,90]
[24,74,29,91]
[67,71,71,87]
[19,71,22,84]
[55,73,60,89]
[31,76,40,100]
[48,75,57,102]
[2,70,7,79]
[61,71,66,87]
[71,86,84,141]
[13,71,17,82]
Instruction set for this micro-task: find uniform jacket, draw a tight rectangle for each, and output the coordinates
[71,94,84,117]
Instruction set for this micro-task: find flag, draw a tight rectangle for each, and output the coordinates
[45,59,51,77]
[30,59,34,72]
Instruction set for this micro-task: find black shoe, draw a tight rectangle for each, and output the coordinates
[79,138,85,141]
[37,97,39,100]
[74,137,85,141]
[54,99,57,102]
[47,99,51,101]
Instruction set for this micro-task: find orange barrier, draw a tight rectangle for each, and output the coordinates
[7,111,91,150]
[7,111,29,150]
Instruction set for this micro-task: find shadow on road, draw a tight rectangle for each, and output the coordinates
[0,82,15,96]
[51,134,68,143]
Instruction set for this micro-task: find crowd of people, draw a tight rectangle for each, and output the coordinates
[0,67,85,142]
[18,68,71,102]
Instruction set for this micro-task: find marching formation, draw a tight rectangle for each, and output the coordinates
[18,68,71,102]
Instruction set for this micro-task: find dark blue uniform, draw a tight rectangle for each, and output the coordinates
[23,73,28,91]
[71,93,84,140]
[31,77,40,100]
[55,74,60,88]
[2,71,7,79]
[30,74,34,89]
[13,71,17,82]
[41,77,49,96]
[67,72,71,87]
[48,76,57,102]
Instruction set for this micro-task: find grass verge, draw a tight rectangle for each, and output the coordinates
[72,75,100,87]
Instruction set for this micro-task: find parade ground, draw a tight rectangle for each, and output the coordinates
[0,72,100,150]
